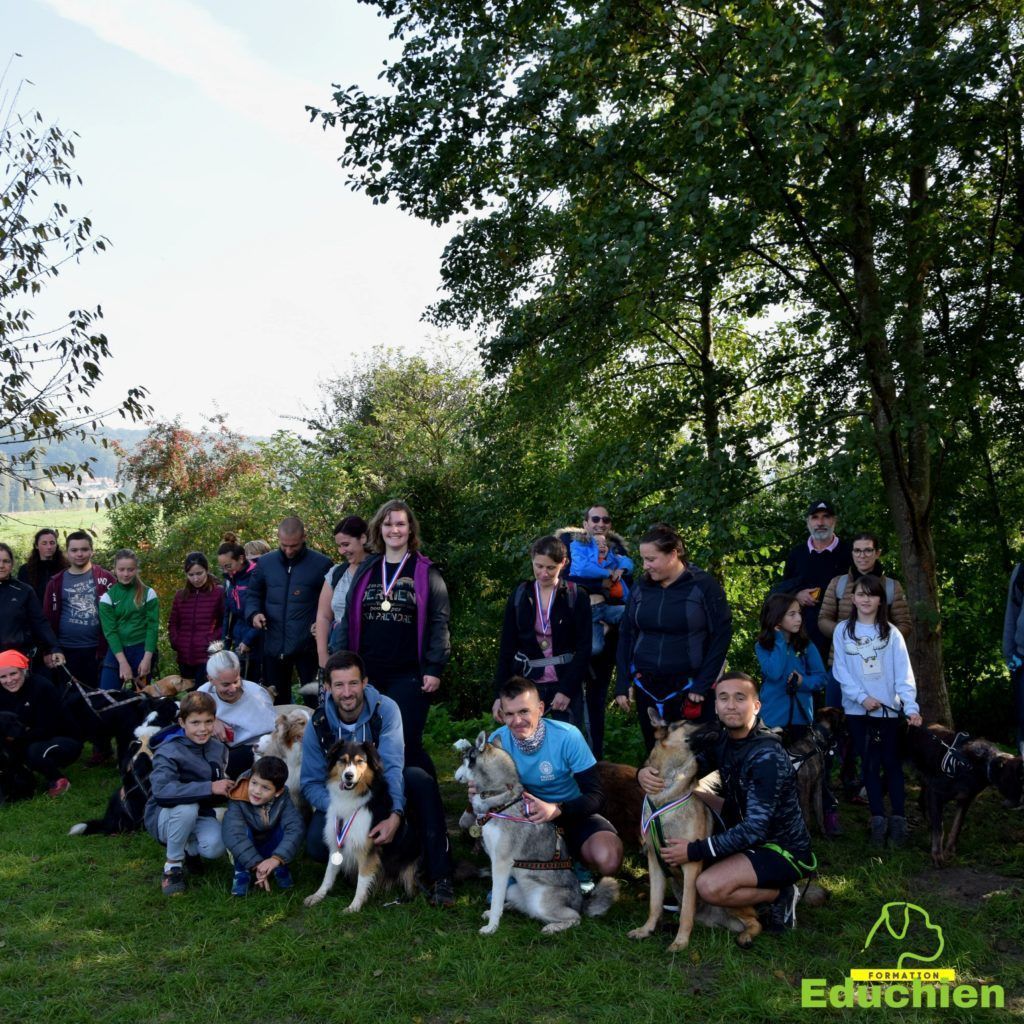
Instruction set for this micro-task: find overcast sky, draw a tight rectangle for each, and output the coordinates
[5,0,456,436]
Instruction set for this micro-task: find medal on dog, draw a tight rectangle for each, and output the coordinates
[330,851,344,866]
[469,824,482,838]
[333,813,356,867]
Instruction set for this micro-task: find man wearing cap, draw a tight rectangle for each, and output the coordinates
[779,500,852,664]
[0,649,82,797]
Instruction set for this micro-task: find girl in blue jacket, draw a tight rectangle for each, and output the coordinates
[755,593,826,735]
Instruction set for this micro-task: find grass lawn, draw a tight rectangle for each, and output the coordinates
[0,508,109,561]
[1,718,1022,1024]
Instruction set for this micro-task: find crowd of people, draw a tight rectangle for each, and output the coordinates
[1,496,1019,926]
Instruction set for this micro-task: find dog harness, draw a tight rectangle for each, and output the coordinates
[471,792,574,870]
[641,793,693,867]
[939,731,972,778]
[632,675,695,721]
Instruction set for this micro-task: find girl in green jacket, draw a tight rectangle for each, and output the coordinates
[98,548,160,690]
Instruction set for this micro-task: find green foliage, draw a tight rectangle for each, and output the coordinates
[0,69,149,507]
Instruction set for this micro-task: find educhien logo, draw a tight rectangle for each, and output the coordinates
[801,901,1004,1010]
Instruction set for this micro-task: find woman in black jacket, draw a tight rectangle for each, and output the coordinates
[18,529,68,602]
[0,649,81,797]
[493,535,592,729]
[0,544,63,668]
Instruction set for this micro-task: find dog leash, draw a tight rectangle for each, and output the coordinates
[60,666,151,716]
[633,674,694,720]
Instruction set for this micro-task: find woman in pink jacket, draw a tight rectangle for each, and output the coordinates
[169,553,224,686]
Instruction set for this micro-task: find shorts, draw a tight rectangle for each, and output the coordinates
[560,813,617,860]
[742,844,816,889]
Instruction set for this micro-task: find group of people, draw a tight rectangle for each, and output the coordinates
[0,493,994,929]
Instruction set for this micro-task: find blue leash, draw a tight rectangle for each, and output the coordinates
[632,673,694,719]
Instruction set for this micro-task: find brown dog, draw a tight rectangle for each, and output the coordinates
[628,711,761,951]
[780,706,845,835]
[595,760,644,849]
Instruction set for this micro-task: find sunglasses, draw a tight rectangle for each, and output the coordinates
[590,515,611,524]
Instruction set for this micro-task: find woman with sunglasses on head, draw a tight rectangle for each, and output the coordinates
[614,524,733,751]
[330,500,450,777]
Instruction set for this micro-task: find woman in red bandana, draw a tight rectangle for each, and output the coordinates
[0,650,81,797]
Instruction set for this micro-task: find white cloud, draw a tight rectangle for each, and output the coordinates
[38,0,329,149]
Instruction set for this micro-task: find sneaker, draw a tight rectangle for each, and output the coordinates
[161,866,186,896]
[888,816,908,848]
[764,884,798,932]
[231,870,251,897]
[273,865,294,890]
[184,853,204,876]
[46,777,70,798]
[869,815,888,848]
[573,861,595,895]
[823,810,842,837]
[427,877,455,908]
[662,902,681,914]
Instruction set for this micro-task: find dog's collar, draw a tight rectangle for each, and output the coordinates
[476,794,528,826]
[641,792,693,838]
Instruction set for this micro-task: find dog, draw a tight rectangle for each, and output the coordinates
[628,711,761,951]
[254,706,312,809]
[595,760,645,849]
[67,703,180,835]
[303,740,420,911]
[0,711,36,804]
[905,723,1024,867]
[454,731,619,935]
[777,706,845,835]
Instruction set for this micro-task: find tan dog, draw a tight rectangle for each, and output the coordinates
[255,707,312,810]
[140,674,194,699]
[629,712,761,951]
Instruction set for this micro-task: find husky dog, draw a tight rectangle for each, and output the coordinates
[629,711,762,951]
[455,731,618,935]
[303,740,420,912]
[254,706,312,810]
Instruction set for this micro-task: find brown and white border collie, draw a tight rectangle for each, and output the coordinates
[255,707,312,811]
[303,740,420,912]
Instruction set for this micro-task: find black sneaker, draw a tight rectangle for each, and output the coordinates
[161,866,186,897]
[764,884,797,932]
[427,877,455,908]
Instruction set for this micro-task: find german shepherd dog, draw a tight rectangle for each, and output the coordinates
[303,741,420,911]
[905,724,1024,867]
[454,732,619,935]
[778,706,845,835]
[67,704,180,835]
[629,712,762,951]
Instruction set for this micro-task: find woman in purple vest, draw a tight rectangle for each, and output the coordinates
[330,500,451,777]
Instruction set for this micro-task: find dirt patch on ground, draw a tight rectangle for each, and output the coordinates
[912,866,1023,906]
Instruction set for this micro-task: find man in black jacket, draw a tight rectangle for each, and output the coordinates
[639,672,814,932]
[245,517,332,705]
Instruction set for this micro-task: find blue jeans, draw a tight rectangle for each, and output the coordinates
[590,603,624,655]
[99,642,149,691]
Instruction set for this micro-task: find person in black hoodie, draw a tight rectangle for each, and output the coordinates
[639,672,814,933]
[18,529,68,603]
[0,649,81,797]
[245,518,332,705]
[492,535,592,728]
[0,544,63,668]
[615,524,732,749]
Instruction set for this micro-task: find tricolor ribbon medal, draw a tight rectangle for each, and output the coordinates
[380,553,411,613]
[535,581,555,651]
[331,814,357,866]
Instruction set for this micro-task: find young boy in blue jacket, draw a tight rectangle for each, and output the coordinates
[569,533,633,654]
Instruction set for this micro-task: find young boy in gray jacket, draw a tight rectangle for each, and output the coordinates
[222,755,304,895]
[144,691,231,896]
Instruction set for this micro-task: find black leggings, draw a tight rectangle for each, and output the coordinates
[376,672,436,778]
[24,736,83,782]
[847,715,905,816]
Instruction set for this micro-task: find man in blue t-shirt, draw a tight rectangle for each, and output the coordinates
[490,677,623,876]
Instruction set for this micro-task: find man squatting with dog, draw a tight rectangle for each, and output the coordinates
[638,671,814,931]
[299,650,456,907]
[484,676,624,879]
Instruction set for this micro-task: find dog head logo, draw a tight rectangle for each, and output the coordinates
[861,902,944,970]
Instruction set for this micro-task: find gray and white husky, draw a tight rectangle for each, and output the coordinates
[454,730,619,935]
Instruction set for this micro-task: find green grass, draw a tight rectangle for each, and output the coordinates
[2,727,1023,1024]
[0,508,109,561]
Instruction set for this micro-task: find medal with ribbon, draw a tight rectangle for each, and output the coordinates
[331,813,358,866]
[535,581,555,651]
[380,552,410,612]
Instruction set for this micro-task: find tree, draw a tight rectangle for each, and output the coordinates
[313,0,1024,722]
[0,66,148,507]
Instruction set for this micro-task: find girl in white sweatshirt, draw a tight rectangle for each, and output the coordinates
[832,574,922,849]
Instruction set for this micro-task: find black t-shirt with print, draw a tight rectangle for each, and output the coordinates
[359,553,420,680]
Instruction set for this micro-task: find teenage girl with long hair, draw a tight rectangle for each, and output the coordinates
[832,574,922,848]
[98,549,159,690]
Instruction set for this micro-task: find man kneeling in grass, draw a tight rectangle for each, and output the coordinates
[638,672,815,932]
[144,691,233,896]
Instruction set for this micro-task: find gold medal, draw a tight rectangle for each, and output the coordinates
[380,599,392,612]
[469,824,482,838]
[539,639,550,651]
